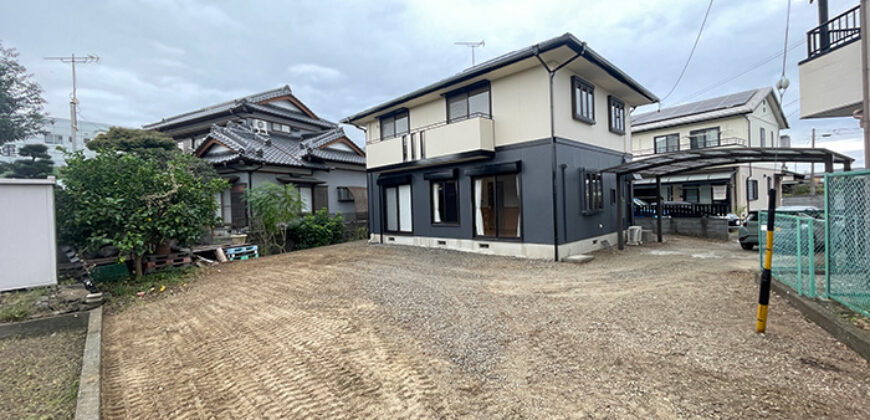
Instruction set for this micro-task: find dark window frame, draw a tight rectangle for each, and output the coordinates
[472,173,523,240]
[608,96,626,134]
[383,183,413,234]
[430,178,460,226]
[336,186,354,202]
[571,76,595,125]
[689,127,721,149]
[419,131,426,159]
[747,179,759,201]
[379,109,409,140]
[654,133,680,154]
[445,81,491,123]
[580,169,604,214]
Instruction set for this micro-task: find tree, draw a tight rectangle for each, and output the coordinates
[86,127,177,155]
[0,42,47,145]
[57,149,228,278]
[246,183,304,254]
[2,143,54,178]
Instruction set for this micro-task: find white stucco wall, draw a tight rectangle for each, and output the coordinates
[0,178,57,291]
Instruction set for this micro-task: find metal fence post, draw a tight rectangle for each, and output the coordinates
[797,218,803,296]
[809,218,816,298]
[824,172,831,299]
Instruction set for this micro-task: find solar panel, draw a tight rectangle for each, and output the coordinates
[633,88,761,126]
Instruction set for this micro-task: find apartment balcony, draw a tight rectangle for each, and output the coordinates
[632,137,749,159]
[366,116,494,170]
[799,5,863,119]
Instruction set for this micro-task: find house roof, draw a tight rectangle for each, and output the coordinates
[631,87,789,133]
[342,33,658,124]
[196,123,365,168]
[144,85,337,131]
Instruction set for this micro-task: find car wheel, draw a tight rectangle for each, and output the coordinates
[740,242,755,251]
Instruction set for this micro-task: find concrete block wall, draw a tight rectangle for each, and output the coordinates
[634,217,730,241]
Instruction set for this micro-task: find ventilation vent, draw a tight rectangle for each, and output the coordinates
[437,240,447,245]
[388,237,396,242]
[479,243,489,249]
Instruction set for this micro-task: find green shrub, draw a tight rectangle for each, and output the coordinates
[287,209,344,250]
[245,183,303,255]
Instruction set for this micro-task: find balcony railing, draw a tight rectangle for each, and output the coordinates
[366,115,494,169]
[807,5,861,59]
[635,203,730,218]
[633,137,748,157]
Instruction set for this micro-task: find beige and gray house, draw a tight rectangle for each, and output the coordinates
[343,33,657,260]
[630,87,789,215]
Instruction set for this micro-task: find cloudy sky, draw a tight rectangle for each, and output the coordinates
[1,0,864,169]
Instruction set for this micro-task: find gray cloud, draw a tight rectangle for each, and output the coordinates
[0,0,863,168]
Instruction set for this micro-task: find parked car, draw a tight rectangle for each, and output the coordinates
[738,206,821,250]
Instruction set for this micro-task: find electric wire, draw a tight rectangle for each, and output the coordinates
[659,0,715,105]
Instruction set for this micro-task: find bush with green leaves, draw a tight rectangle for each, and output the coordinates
[245,182,304,255]
[2,143,53,178]
[57,149,227,277]
[287,209,345,250]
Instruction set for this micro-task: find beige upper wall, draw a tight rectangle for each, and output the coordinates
[799,41,862,118]
[553,70,632,153]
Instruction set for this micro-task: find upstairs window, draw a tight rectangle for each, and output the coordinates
[608,96,625,134]
[689,127,720,149]
[571,76,595,124]
[654,133,679,154]
[380,110,409,140]
[447,83,490,122]
[581,169,604,213]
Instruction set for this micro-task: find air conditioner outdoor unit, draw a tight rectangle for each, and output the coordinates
[626,226,643,246]
[252,119,269,135]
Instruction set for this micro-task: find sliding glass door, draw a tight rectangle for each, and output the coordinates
[384,184,412,233]
[473,174,520,239]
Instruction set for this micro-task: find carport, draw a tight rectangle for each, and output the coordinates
[603,147,855,250]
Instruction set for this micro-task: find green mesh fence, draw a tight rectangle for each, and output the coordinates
[759,170,870,318]
[759,212,822,298]
[825,170,870,318]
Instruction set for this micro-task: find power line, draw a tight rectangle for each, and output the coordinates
[660,0,715,105]
[45,54,100,152]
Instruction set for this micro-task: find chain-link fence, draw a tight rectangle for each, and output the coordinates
[760,170,870,318]
[825,170,870,317]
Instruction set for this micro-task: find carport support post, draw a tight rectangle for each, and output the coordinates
[656,176,663,242]
[617,174,625,250]
[756,187,777,333]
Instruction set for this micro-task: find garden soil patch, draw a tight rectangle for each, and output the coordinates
[102,237,870,418]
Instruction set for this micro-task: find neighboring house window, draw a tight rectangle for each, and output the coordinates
[447,83,490,122]
[608,96,626,134]
[747,179,759,201]
[571,76,595,124]
[581,170,604,213]
[431,179,459,225]
[473,174,520,238]
[380,110,409,140]
[1,143,15,157]
[44,133,63,144]
[654,134,679,154]
[760,128,766,147]
[337,186,354,202]
[297,185,313,212]
[684,187,699,203]
[689,127,720,149]
[384,184,413,233]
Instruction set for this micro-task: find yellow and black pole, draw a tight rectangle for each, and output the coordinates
[756,188,777,333]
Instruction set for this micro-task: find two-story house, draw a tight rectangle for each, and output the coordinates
[343,34,657,260]
[145,86,368,230]
[630,87,789,215]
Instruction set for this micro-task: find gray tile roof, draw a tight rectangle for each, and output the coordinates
[197,123,364,168]
[144,85,337,130]
[343,33,658,123]
[631,87,789,133]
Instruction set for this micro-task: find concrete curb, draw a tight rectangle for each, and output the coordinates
[75,306,102,420]
[771,280,870,362]
[0,311,89,340]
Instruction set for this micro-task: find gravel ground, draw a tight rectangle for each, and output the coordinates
[0,329,86,419]
[102,236,870,418]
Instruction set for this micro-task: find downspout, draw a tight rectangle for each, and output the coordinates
[534,44,584,261]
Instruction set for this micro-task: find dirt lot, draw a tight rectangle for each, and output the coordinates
[0,329,86,419]
[102,236,870,418]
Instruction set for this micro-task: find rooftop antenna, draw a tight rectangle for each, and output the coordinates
[44,54,100,152]
[455,41,485,66]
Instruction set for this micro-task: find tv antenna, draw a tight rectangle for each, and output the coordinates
[44,54,100,152]
[455,41,485,66]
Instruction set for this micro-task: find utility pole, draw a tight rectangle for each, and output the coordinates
[811,128,816,195]
[44,54,100,152]
[455,41,485,66]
